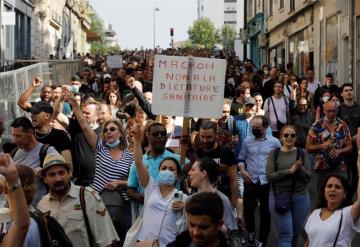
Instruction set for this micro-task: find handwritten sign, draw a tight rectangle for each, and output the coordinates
[106,55,123,69]
[152,55,226,118]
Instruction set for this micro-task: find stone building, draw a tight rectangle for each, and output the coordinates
[0,0,34,66]
[245,0,359,101]
[31,0,95,59]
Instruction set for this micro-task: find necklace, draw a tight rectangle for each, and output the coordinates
[34,128,52,139]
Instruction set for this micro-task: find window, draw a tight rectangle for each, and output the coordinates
[269,0,273,16]
[280,0,284,9]
[290,0,295,12]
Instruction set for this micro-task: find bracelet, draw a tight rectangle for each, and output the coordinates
[358,150,360,155]
[7,178,21,192]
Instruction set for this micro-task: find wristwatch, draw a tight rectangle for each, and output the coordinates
[7,179,22,192]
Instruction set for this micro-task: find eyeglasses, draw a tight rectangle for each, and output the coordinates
[151,131,167,137]
[103,127,118,133]
[298,104,307,107]
[283,133,296,138]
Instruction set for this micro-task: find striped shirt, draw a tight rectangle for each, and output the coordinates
[92,139,134,200]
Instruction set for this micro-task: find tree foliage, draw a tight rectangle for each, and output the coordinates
[221,25,237,50]
[86,5,120,55]
[188,18,220,49]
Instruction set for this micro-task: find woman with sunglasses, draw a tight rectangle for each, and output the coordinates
[304,127,360,247]
[72,99,134,246]
[266,125,312,247]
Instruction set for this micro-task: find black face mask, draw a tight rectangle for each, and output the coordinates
[252,128,263,138]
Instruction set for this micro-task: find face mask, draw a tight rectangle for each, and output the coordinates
[158,170,176,185]
[106,139,120,149]
[252,128,262,138]
[322,96,330,103]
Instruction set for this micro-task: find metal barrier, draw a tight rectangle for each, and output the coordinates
[0,60,82,138]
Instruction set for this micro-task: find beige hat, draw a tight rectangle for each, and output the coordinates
[40,154,72,177]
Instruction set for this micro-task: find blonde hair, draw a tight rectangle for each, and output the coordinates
[102,118,128,149]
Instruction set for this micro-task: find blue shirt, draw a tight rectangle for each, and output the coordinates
[234,115,273,158]
[127,150,188,193]
[238,135,281,185]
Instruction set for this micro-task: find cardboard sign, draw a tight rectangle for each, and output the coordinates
[106,55,123,69]
[152,55,226,118]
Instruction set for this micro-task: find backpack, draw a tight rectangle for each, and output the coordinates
[29,207,73,247]
[10,144,50,167]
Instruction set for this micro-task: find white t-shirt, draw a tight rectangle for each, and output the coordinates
[264,96,288,131]
[305,206,360,247]
[307,80,321,94]
[138,178,180,247]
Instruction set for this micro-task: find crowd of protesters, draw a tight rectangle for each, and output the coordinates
[0,47,359,247]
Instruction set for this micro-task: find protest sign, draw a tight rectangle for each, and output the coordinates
[152,55,226,118]
[106,55,123,69]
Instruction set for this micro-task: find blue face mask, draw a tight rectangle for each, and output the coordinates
[158,170,176,185]
[106,139,120,149]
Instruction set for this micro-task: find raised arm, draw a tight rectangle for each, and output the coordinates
[0,154,30,247]
[351,127,360,222]
[51,85,71,129]
[126,77,156,120]
[130,125,149,188]
[67,93,97,150]
[17,77,41,111]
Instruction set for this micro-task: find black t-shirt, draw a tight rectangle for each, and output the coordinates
[35,128,71,153]
[68,118,102,185]
[338,103,360,136]
[195,145,236,199]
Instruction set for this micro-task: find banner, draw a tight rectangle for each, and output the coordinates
[152,55,226,118]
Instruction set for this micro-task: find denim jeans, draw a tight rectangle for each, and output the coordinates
[269,192,310,247]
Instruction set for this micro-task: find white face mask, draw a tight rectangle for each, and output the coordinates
[322,96,330,103]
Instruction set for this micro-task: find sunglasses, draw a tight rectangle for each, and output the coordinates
[151,131,167,137]
[283,133,296,138]
[103,127,118,133]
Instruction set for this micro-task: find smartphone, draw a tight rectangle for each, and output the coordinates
[174,191,183,202]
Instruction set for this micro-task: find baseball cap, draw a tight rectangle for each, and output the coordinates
[40,154,72,177]
[103,74,111,80]
[244,97,256,106]
[31,102,53,115]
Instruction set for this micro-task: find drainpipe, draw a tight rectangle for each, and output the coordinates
[348,0,354,85]
[0,0,4,67]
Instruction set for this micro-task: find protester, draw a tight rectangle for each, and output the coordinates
[53,90,102,186]
[37,154,119,247]
[72,90,134,246]
[304,127,360,246]
[306,101,352,188]
[264,81,289,138]
[17,78,52,112]
[266,125,312,247]
[188,158,237,230]
[130,124,185,247]
[0,154,30,247]
[30,101,72,163]
[167,192,230,247]
[238,115,281,246]
[195,121,239,208]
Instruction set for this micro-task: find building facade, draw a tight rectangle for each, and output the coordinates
[0,0,34,66]
[31,0,93,59]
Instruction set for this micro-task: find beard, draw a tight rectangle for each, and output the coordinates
[50,181,70,196]
[201,140,216,151]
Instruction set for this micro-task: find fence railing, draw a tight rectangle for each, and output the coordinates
[0,60,82,138]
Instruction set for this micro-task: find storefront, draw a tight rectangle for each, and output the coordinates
[288,25,314,77]
[247,13,264,69]
[269,42,285,69]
